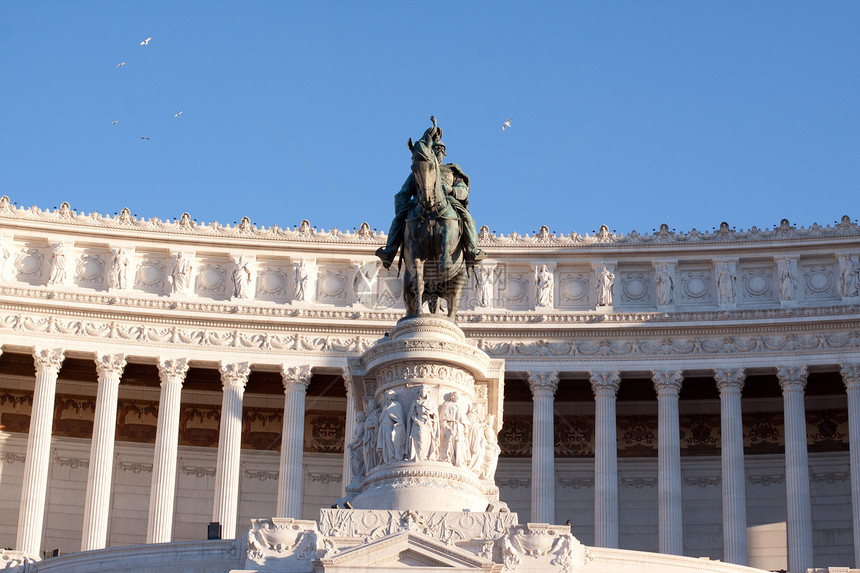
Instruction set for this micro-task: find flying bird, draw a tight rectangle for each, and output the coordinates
[174,111,183,118]
[140,136,150,140]
[116,62,126,68]
[112,121,119,125]
[139,37,152,46]
[502,118,513,131]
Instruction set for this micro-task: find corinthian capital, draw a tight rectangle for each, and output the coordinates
[528,371,559,398]
[652,369,683,395]
[220,361,251,389]
[95,352,127,379]
[841,364,860,391]
[281,364,312,391]
[777,365,808,392]
[157,358,190,385]
[33,347,65,374]
[714,368,745,395]
[590,371,621,396]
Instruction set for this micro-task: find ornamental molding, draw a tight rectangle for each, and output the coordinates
[2,307,860,365]
[1,452,25,464]
[684,475,720,488]
[303,465,342,484]
[747,472,784,486]
[810,470,849,484]
[243,465,278,482]
[497,478,530,490]
[557,477,594,489]
[180,463,215,478]
[116,459,153,473]
[620,476,656,489]
[2,197,857,249]
[54,454,89,469]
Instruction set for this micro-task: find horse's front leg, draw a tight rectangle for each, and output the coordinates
[414,258,424,316]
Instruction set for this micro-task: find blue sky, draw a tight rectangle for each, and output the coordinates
[1,2,858,237]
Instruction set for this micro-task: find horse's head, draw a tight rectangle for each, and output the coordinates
[408,132,444,210]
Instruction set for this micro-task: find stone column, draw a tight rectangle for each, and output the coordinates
[590,370,621,548]
[341,370,356,494]
[778,365,813,573]
[212,362,250,539]
[715,368,748,565]
[16,348,65,557]
[277,365,311,518]
[652,369,684,555]
[528,371,559,524]
[842,364,860,568]
[147,358,190,544]
[81,353,127,551]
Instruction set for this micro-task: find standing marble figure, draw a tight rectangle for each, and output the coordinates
[406,385,438,461]
[439,392,467,466]
[377,391,406,464]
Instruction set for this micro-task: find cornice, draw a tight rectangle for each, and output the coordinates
[1,196,857,253]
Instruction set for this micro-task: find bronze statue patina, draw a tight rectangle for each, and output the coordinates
[377,117,484,318]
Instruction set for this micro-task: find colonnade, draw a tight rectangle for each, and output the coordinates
[7,348,860,573]
[9,348,314,557]
[526,364,860,573]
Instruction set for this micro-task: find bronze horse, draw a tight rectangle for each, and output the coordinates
[402,127,467,318]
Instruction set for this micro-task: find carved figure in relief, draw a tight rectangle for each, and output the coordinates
[535,265,553,307]
[108,248,129,289]
[362,398,380,471]
[438,392,466,466]
[232,255,252,299]
[597,265,614,306]
[476,265,493,307]
[348,411,366,482]
[47,242,67,285]
[778,258,797,301]
[840,256,859,297]
[655,264,674,306]
[169,252,192,294]
[466,402,487,473]
[716,261,736,304]
[294,260,309,302]
[480,413,501,480]
[377,390,406,464]
[407,385,438,461]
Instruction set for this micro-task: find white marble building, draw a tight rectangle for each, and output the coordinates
[0,197,859,572]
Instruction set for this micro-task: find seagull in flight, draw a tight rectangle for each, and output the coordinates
[139,37,152,46]
[116,62,126,68]
[174,111,183,118]
[502,118,513,131]
[112,121,119,125]
[140,136,150,140]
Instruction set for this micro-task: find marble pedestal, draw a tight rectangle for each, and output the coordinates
[343,316,506,512]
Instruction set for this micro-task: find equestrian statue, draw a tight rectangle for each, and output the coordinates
[376,117,486,319]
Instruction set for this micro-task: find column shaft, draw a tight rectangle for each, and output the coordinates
[529,371,559,524]
[147,358,189,544]
[591,371,620,548]
[842,364,860,569]
[341,372,356,495]
[277,365,311,518]
[653,369,683,555]
[16,349,65,556]
[778,366,813,573]
[81,353,127,551]
[212,362,250,539]
[716,368,748,565]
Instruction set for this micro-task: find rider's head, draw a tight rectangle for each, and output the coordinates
[432,140,446,161]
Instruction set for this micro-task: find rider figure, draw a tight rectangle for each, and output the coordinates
[376,124,487,269]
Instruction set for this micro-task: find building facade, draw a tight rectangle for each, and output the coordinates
[0,197,859,572]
